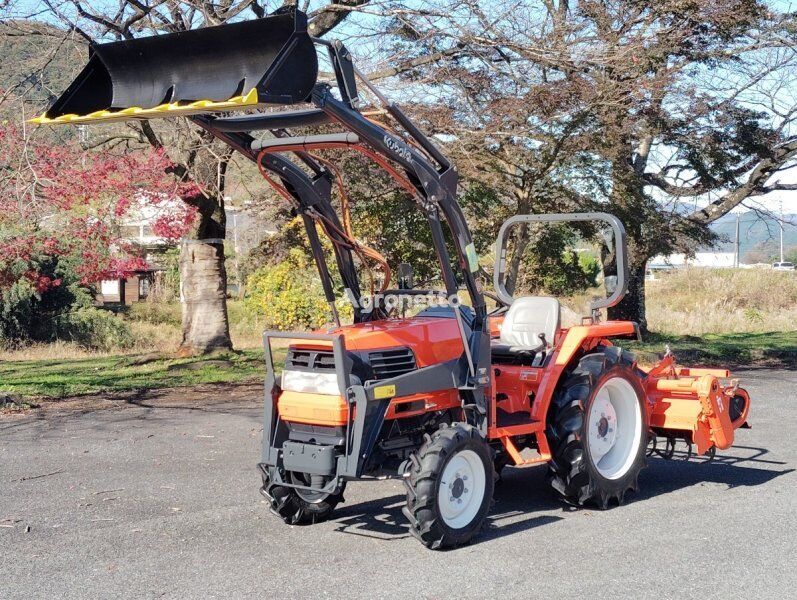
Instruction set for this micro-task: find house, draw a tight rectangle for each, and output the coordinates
[98,202,274,304]
[99,220,172,304]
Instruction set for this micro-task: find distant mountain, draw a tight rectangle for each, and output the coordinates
[0,20,86,118]
[708,211,797,259]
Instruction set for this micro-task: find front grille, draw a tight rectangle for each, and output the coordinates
[285,349,335,371]
[286,347,417,380]
[369,348,416,379]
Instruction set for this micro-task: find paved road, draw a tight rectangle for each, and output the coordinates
[2,369,795,599]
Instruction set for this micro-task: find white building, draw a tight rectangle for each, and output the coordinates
[648,252,737,270]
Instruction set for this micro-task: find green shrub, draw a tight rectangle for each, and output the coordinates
[0,258,94,347]
[53,307,134,351]
[245,249,349,330]
[0,254,133,351]
[128,301,181,326]
[743,307,764,324]
[0,281,38,345]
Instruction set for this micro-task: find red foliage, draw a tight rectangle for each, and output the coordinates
[0,124,199,290]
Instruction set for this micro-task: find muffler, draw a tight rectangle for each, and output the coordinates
[34,8,317,125]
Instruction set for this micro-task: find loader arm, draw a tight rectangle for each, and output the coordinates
[35,6,492,420]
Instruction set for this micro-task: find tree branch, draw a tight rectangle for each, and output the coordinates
[308,0,370,37]
[367,45,465,81]
[689,138,797,224]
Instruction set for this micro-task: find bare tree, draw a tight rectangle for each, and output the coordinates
[25,0,372,354]
[361,0,796,333]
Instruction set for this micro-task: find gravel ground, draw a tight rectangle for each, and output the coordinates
[2,369,795,599]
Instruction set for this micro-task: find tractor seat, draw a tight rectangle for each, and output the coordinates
[491,297,560,362]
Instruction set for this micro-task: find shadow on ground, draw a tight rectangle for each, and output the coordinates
[329,445,792,548]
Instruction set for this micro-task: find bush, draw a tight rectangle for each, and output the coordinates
[0,281,133,351]
[245,250,349,330]
[0,281,38,344]
[53,307,134,351]
[0,254,133,351]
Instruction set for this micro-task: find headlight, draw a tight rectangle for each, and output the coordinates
[281,370,340,395]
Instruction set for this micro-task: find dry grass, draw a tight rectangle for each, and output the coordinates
[0,341,132,362]
[0,300,265,362]
[646,268,797,335]
[3,269,794,363]
[124,299,266,352]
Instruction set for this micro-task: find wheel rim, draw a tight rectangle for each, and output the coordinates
[586,376,642,480]
[289,472,326,504]
[437,449,486,529]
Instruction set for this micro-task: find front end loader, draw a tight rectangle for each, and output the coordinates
[38,7,752,549]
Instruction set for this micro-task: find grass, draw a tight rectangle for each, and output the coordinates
[645,268,797,335]
[621,331,797,368]
[2,267,794,401]
[0,348,287,400]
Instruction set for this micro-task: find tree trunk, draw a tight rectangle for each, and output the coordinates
[606,256,648,336]
[178,240,232,355]
[603,156,652,337]
[177,188,232,356]
[505,223,530,296]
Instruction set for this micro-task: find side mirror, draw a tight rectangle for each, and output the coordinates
[398,263,414,290]
[604,275,618,294]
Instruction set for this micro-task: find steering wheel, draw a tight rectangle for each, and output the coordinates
[483,290,510,314]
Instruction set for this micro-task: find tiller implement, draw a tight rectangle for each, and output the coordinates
[40,8,751,549]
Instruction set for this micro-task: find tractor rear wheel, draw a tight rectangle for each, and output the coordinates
[403,423,494,549]
[262,471,345,525]
[546,347,646,508]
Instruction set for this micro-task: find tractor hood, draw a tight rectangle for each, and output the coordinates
[324,316,466,368]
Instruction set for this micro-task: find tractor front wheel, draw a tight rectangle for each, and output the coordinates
[546,347,647,508]
[403,423,494,549]
[262,471,345,525]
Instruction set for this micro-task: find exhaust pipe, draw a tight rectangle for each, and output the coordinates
[34,8,317,125]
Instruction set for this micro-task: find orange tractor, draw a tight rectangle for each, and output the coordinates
[39,8,751,549]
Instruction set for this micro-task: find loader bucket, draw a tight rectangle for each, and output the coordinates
[33,8,317,125]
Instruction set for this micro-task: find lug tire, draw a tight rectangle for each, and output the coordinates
[546,346,647,508]
[403,423,495,549]
[262,473,345,525]
[493,453,510,483]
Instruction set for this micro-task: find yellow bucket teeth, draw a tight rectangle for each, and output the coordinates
[30,89,260,125]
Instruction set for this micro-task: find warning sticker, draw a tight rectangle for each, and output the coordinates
[466,243,479,272]
[373,384,396,399]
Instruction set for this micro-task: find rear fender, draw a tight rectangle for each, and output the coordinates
[529,321,638,423]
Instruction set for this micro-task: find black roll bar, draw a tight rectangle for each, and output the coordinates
[493,212,629,317]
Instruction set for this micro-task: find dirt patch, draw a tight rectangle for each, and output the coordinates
[0,381,264,419]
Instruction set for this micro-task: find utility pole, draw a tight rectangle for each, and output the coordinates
[780,200,785,264]
[734,212,740,267]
